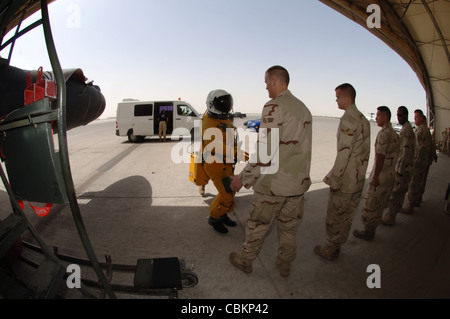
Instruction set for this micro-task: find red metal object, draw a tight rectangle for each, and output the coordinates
[24,66,56,106]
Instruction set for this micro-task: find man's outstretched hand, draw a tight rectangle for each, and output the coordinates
[231,176,243,192]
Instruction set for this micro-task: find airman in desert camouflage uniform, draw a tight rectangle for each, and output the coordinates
[446,128,450,156]
[354,106,399,241]
[441,128,448,155]
[228,66,312,277]
[314,83,371,261]
[382,106,415,226]
[402,109,437,214]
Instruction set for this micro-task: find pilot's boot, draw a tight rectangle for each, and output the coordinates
[229,252,252,274]
[220,214,237,227]
[198,185,205,196]
[208,216,228,234]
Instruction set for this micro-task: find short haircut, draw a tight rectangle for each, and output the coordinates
[414,109,425,117]
[266,65,290,86]
[377,106,391,121]
[335,83,356,103]
[398,106,408,116]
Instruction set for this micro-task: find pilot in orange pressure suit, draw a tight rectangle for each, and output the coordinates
[201,89,244,234]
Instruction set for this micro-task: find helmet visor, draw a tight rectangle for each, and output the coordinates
[213,94,233,114]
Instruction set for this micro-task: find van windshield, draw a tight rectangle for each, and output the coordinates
[177,104,200,117]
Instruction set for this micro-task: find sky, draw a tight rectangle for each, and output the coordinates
[4,0,427,120]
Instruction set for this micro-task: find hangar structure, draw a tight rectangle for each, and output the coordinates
[2,0,449,142]
[0,0,448,299]
[320,0,450,143]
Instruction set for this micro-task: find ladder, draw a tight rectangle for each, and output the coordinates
[0,0,115,299]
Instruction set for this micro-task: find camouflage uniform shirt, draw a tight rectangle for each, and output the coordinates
[323,104,371,193]
[414,123,435,167]
[396,121,415,176]
[369,122,400,190]
[238,90,312,196]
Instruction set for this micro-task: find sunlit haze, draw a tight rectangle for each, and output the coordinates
[5,0,426,121]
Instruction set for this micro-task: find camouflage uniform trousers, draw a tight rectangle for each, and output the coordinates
[325,190,362,248]
[387,171,412,214]
[408,163,431,207]
[241,192,305,263]
[362,182,395,231]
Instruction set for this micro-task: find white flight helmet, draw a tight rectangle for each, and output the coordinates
[206,89,233,118]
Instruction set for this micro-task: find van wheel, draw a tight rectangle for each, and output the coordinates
[128,132,144,143]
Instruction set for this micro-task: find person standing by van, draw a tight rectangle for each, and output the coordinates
[158,110,168,142]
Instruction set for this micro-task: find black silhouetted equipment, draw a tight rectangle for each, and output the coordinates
[0,0,197,299]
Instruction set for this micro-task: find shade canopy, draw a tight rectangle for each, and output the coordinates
[2,0,449,141]
[320,0,450,142]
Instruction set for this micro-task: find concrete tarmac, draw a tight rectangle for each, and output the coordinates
[1,116,449,299]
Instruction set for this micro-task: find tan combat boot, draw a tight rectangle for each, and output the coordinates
[401,203,414,215]
[198,185,205,196]
[313,244,340,261]
[276,256,290,277]
[229,252,252,274]
[381,209,396,226]
[353,229,375,241]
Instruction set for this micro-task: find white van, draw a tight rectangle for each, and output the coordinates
[115,99,201,142]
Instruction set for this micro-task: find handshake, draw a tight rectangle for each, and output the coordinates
[229,176,243,192]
